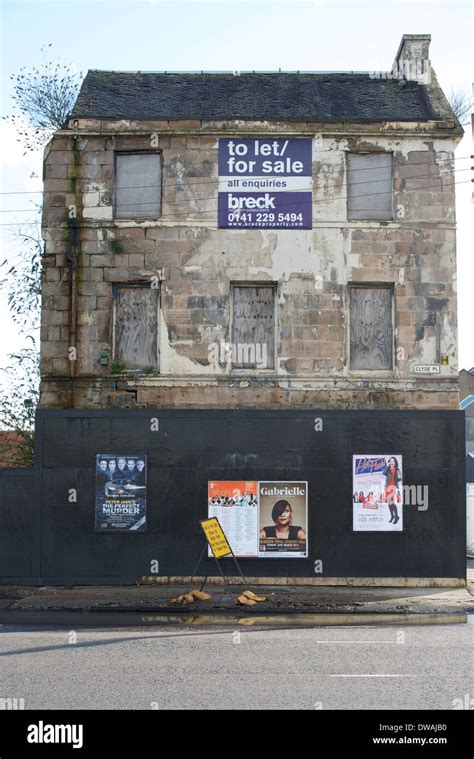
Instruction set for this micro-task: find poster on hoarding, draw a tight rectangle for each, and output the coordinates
[258,481,308,557]
[218,138,312,229]
[95,454,147,532]
[208,481,259,557]
[352,455,403,532]
[207,480,308,558]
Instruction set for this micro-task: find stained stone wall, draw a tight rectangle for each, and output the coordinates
[40,121,461,409]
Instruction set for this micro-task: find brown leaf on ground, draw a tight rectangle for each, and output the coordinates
[170,595,186,604]
[236,595,257,606]
[242,590,266,602]
[190,590,212,601]
[181,593,195,605]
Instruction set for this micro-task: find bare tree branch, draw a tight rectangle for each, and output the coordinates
[448,89,472,126]
[3,44,82,153]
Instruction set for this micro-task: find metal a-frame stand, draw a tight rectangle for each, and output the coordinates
[191,526,247,591]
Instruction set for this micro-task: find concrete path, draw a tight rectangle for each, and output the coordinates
[1,573,473,616]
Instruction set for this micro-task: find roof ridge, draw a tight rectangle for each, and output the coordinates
[86,69,391,76]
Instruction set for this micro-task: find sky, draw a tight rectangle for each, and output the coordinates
[0,0,472,374]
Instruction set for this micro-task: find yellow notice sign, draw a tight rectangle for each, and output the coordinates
[200,517,232,558]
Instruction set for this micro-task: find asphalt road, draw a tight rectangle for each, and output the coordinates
[0,620,473,710]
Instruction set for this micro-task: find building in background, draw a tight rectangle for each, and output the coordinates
[459,368,474,446]
[460,368,474,554]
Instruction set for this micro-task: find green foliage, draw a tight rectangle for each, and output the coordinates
[0,223,43,333]
[0,343,39,467]
[0,225,42,467]
[0,44,81,465]
[111,363,126,375]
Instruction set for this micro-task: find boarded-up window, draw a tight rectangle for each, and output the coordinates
[347,153,393,220]
[232,285,275,369]
[113,285,159,370]
[350,286,393,370]
[115,152,162,219]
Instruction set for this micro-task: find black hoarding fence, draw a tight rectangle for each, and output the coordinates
[0,468,35,578]
[0,409,466,584]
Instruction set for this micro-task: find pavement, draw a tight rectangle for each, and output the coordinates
[1,567,473,616]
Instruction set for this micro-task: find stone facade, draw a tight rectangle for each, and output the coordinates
[40,39,463,410]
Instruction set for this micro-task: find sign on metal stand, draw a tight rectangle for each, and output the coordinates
[191,517,247,591]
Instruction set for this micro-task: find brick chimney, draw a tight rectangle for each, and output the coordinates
[392,34,431,84]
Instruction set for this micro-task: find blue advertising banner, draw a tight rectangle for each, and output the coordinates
[218,138,312,229]
[95,453,147,532]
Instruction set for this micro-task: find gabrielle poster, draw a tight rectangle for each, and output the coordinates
[352,455,403,532]
[258,481,308,558]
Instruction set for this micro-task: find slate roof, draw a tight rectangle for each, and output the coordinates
[71,71,442,123]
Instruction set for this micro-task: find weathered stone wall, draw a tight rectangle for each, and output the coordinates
[40,121,461,409]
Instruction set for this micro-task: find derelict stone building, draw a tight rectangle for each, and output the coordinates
[40,34,463,411]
